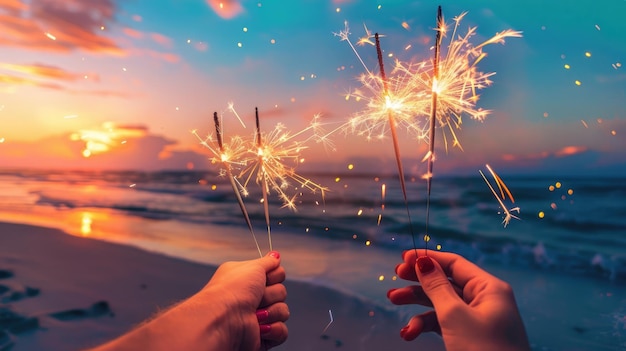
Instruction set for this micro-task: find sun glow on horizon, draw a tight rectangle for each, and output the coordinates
[70,122,146,158]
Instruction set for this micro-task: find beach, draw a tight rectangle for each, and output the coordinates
[1,171,625,350]
[0,221,444,351]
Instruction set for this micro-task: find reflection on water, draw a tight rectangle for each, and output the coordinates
[80,212,92,236]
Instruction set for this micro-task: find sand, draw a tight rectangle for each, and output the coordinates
[0,222,444,351]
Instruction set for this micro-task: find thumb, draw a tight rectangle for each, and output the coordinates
[415,256,463,311]
[256,250,281,273]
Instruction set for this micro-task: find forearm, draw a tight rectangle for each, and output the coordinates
[87,289,236,351]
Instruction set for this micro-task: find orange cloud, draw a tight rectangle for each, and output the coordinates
[0,73,65,90]
[123,27,144,39]
[205,0,244,19]
[0,0,124,55]
[555,145,587,157]
[150,33,173,48]
[0,125,210,171]
[0,62,91,81]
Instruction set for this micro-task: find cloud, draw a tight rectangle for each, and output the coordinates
[0,62,97,81]
[0,0,124,55]
[0,124,210,171]
[205,0,244,19]
[150,32,173,48]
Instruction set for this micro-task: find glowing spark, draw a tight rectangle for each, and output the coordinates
[357,24,376,47]
[479,164,520,227]
[193,113,262,257]
[333,21,372,75]
[377,183,386,226]
[227,102,247,128]
[339,13,520,148]
[322,310,334,334]
[408,11,522,152]
[45,32,56,40]
[238,109,330,218]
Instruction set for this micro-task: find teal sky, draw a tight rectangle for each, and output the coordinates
[0,0,624,176]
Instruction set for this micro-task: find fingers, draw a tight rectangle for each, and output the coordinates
[400,310,440,341]
[256,251,281,274]
[387,285,433,307]
[260,322,288,349]
[266,265,285,286]
[260,283,287,307]
[257,302,289,324]
[258,302,289,350]
[414,256,465,314]
[402,249,497,287]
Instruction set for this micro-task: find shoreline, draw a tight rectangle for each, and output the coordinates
[2,215,625,350]
[0,221,443,351]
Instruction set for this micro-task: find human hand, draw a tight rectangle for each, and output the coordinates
[88,251,288,351]
[387,250,530,351]
[202,250,289,350]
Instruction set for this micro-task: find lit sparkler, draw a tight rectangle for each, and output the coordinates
[411,11,523,151]
[338,8,521,249]
[479,164,520,227]
[192,113,262,257]
[238,108,330,251]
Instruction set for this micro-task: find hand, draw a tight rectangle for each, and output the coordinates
[202,251,289,350]
[89,251,288,351]
[387,249,530,351]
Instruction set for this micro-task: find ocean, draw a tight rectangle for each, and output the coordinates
[0,169,625,350]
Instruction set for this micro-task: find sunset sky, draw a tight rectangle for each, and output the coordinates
[0,0,624,176]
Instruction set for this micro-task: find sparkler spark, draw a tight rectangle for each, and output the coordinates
[338,8,521,251]
[322,309,334,334]
[239,111,329,209]
[193,112,262,257]
[479,164,520,227]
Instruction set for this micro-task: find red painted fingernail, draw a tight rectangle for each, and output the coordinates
[268,251,280,259]
[400,325,409,337]
[386,288,397,298]
[256,309,270,322]
[259,324,271,335]
[416,256,435,274]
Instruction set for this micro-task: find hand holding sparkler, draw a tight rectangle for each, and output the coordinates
[389,249,531,351]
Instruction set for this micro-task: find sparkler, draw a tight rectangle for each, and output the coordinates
[254,108,273,251]
[420,7,521,243]
[411,11,522,151]
[479,164,520,227]
[238,108,330,251]
[423,6,444,253]
[193,113,263,257]
[338,8,521,251]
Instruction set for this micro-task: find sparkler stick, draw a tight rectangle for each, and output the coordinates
[255,107,274,251]
[424,6,444,254]
[374,33,418,249]
[213,112,263,257]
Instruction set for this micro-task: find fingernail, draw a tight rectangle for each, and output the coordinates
[386,288,397,298]
[400,325,409,337]
[416,256,435,274]
[256,309,270,322]
[259,324,271,335]
[268,251,280,259]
